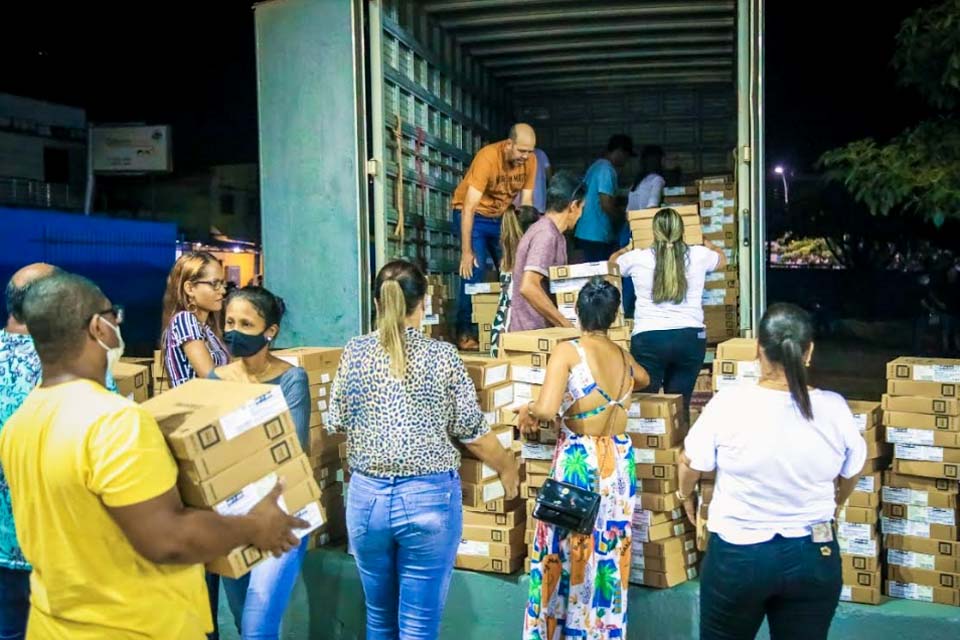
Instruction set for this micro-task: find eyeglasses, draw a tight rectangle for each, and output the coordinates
[194,280,227,291]
[92,305,125,325]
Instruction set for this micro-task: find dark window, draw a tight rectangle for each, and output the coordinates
[220,193,235,215]
[43,147,70,184]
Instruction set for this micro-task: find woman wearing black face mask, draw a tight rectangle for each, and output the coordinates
[208,286,311,639]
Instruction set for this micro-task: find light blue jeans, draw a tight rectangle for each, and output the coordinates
[348,470,462,640]
[221,538,308,639]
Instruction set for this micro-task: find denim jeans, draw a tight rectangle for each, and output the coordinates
[452,209,503,335]
[700,533,842,640]
[573,237,617,263]
[206,572,220,640]
[630,328,707,413]
[0,567,29,640]
[348,470,462,640]
[222,538,308,639]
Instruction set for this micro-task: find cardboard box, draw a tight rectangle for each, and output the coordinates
[461,357,511,389]
[508,351,553,369]
[313,462,340,490]
[885,411,960,432]
[509,362,547,386]
[883,471,959,505]
[840,584,883,605]
[629,431,684,451]
[273,347,342,372]
[632,519,692,543]
[883,394,960,417]
[716,338,758,361]
[633,508,684,528]
[465,282,502,295]
[865,440,892,461]
[460,458,500,485]
[463,502,525,529]
[462,477,506,509]
[887,380,959,399]
[840,506,880,525]
[848,491,881,509]
[477,382,515,412]
[142,379,292,461]
[635,532,697,558]
[632,447,682,465]
[847,400,882,432]
[842,567,883,589]
[629,564,698,588]
[843,554,881,573]
[462,523,525,546]
[456,536,525,560]
[308,427,344,458]
[883,503,958,526]
[627,204,700,221]
[629,393,684,420]
[886,579,960,606]
[500,328,581,354]
[455,553,524,575]
[178,444,310,508]
[887,357,960,384]
[894,459,960,481]
[862,457,893,474]
[712,359,760,392]
[630,549,699,574]
[636,463,678,481]
[887,565,960,591]
[462,494,520,516]
[636,477,680,495]
[549,262,620,281]
[886,533,960,559]
[112,361,151,403]
[887,427,960,448]
[177,413,295,483]
[881,514,958,541]
[633,228,703,250]
[887,545,960,573]
[895,443,960,465]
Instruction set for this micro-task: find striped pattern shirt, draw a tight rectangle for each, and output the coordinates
[163,311,229,388]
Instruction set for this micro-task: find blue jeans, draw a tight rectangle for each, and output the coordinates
[700,533,842,640]
[206,572,220,640]
[452,209,502,335]
[0,567,29,640]
[222,538,308,639]
[630,328,706,414]
[348,470,462,640]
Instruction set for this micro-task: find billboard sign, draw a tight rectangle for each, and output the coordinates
[91,125,172,173]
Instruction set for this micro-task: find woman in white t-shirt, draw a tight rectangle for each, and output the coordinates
[613,208,726,412]
[679,303,866,640]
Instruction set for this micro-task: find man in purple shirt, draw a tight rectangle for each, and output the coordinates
[507,171,585,332]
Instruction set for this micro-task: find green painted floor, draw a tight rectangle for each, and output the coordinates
[218,547,960,639]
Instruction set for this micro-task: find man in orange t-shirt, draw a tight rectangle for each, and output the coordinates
[451,123,537,349]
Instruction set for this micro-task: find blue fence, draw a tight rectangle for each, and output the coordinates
[1,207,177,355]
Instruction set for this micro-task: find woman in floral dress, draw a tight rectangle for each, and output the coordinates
[518,278,649,639]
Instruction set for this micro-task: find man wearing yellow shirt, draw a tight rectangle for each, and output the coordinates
[0,272,307,639]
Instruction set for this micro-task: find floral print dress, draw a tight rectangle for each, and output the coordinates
[489,271,513,358]
[523,427,637,639]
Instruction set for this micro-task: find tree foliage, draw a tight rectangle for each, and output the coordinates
[819,0,960,226]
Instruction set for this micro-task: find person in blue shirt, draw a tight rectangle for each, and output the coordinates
[0,263,119,640]
[575,134,635,262]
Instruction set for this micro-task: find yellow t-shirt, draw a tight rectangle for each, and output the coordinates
[0,379,210,639]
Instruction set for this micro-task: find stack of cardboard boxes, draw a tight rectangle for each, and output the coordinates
[838,400,887,605]
[274,347,347,547]
[627,205,703,250]
[423,274,452,344]
[142,379,324,577]
[662,185,700,207]
[466,281,502,353]
[711,338,760,393]
[628,393,699,588]
[699,178,739,344]
[456,356,524,574]
[548,262,624,329]
[881,357,960,606]
[114,359,152,402]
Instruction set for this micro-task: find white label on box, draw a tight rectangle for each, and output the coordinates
[316,400,328,411]
[421,314,440,326]
[840,586,852,602]
[321,411,330,425]
[630,554,648,570]
[632,528,651,544]
[853,414,868,433]
[126,392,135,401]
[556,261,612,280]
[881,516,931,538]
[513,383,536,402]
[838,536,878,557]
[856,476,876,493]
[887,581,934,603]
[633,448,657,464]
[549,277,596,294]
[906,505,957,526]
[626,418,667,435]
[883,486,929,507]
[838,522,875,540]
[687,551,698,565]
[218,386,289,441]
[512,365,547,386]
[496,428,513,449]
[317,387,328,398]
[895,444,944,463]
[684,539,695,552]
[912,364,960,383]
[493,385,515,409]
[887,428,935,446]
[483,364,510,387]
[484,481,505,502]
[214,472,279,517]
[483,411,497,427]
[465,282,498,295]
[321,373,332,384]
[458,540,490,557]
[292,502,325,538]
[480,464,497,480]
[888,549,936,570]
[522,443,556,460]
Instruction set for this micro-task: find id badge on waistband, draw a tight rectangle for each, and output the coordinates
[811,521,834,543]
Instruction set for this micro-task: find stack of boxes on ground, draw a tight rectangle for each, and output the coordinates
[273,347,348,548]
[422,275,452,344]
[457,356,524,574]
[628,393,699,588]
[698,177,739,345]
[882,357,960,606]
[547,262,626,336]
[838,400,888,604]
[141,379,324,577]
[711,338,760,393]
[466,281,502,352]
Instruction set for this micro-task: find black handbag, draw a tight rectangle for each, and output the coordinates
[533,478,601,535]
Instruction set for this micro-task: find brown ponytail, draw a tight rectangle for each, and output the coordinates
[374,260,428,379]
[651,208,689,304]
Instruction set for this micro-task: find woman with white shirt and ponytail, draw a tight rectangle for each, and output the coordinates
[679,303,867,640]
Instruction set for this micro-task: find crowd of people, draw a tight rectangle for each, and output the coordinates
[0,120,866,640]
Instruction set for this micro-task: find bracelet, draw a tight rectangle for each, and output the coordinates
[526,400,538,421]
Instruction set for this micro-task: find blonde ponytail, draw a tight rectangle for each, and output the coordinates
[500,206,523,273]
[378,280,408,378]
[651,208,689,304]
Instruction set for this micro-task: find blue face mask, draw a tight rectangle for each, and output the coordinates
[224,330,270,358]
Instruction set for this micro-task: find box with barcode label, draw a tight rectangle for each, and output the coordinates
[883,394,960,417]
[886,579,960,606]
[887,357,960,384]
[840,584,883,605]
[461,356,511,390]
[461,478,507,510]
[628,564,698,589]
[894,459,960,482]
[178,445,309,508]
[887,565,960,593]
[885,411,960,432]
[477,382,515,412]
[887,379,960,400]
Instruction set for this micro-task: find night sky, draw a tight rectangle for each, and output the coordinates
[1,0,935,175]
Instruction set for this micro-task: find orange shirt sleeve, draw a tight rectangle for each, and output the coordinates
[466,146,496,194]
[523,153,538,191]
